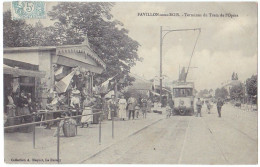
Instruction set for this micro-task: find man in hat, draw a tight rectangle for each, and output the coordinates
[127,96,136,120]
[217,98,224,117]
[196,98,203,117]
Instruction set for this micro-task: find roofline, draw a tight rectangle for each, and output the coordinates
[4,44,106,68]
[4,46,57,52]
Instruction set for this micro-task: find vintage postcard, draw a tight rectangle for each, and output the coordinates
[2,1,258,165]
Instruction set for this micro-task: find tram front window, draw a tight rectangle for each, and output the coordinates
[173,88,192,97]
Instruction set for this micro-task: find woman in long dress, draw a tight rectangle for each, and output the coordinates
[81,96,94,128]
[118,96,127,120]
[107,99,112,120]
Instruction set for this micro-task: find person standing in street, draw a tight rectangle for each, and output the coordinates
[127,96,136,120]
[196,98,203,117]
[206,100,211,114]
[141,98,148,119]
[166,103,171,118]
[147,99,152,113]
[118,96,127,120]
[81,95,94,128]
[217,98,224,117]
[135,105,140,119]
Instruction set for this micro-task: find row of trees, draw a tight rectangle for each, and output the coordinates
[4,2,141,90]
[214,74,257,104]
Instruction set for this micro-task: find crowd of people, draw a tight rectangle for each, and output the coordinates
[103,95,153,121]
[4,84,226,135]
[4,87,155,133]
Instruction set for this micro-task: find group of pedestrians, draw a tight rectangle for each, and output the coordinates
[196,98,224,117]
[106,95,151,121]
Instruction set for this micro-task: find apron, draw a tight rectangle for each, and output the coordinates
[81,107,93,123]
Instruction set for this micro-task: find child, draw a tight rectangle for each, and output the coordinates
[166,104,171,118]
[135,105,140,119]
[206,101,211,114]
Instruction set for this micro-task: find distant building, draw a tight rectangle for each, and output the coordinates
[221,80,243,97]
[123,74,153,99]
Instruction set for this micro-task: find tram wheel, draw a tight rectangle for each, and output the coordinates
[179,109,186,116]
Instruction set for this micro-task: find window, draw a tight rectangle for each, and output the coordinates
[173,88,193,97]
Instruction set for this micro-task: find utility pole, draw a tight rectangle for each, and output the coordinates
[159,27,200,103]
[160,26,163,104]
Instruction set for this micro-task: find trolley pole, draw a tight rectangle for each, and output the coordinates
[159,27,201,103]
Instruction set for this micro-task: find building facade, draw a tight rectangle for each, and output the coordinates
[4,41,106,110]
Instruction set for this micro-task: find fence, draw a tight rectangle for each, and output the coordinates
[4,109,116,164]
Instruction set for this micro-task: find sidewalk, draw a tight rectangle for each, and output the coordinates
[4,113,164,164]
[229,102,257,112]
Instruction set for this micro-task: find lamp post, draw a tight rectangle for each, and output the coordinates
[159,26,201,103]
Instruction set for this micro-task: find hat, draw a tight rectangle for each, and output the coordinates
[72,89,80,95]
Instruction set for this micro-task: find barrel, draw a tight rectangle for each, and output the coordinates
[63,119,77,137]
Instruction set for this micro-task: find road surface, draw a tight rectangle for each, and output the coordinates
[83,104,257,164]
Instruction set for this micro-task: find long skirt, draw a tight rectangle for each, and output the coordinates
[81,107,93,124]
[108,110,112,120]
[118,105,127,119]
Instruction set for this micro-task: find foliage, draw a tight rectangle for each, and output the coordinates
[4,2,141,91]
[246,75,257,97]
[231,72,238,80]
[230,83,244,100]
[3,10,30,47]
[47,2,141,88]
[4,11,60,47]
[197,89,212,98]
[215,87,228,99]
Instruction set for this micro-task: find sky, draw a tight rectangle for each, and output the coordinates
[111,2,258,91]
[3,2,258,91]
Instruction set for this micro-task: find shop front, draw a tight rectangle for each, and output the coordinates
[4,39,106,130]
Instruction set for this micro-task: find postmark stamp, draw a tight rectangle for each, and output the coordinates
[11,1,46,20]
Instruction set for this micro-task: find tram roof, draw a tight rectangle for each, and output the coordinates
[172,82,194,89]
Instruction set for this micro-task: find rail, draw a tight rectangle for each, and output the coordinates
[6,108,101,119]
[4,109,117,164]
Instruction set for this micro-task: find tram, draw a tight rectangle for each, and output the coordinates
[172,81,195,116]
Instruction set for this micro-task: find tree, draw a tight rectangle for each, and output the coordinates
[215,87,228,99]
[232,72,235,80]
[230,83,244,101]
[4,10,31,47]
[4,10,60,47]
[198,89,209,98]
[48,2,141,89]
[246,75,257,97]
[4,2,141,90]
[231,72,238,80]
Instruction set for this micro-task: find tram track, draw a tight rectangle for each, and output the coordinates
[202,117,229,164]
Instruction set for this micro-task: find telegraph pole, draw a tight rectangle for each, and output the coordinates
[159,27,200,103]
[160,26,163,103]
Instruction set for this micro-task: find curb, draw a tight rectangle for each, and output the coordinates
[77,117,164,163]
